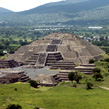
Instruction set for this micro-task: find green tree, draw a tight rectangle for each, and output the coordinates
[93,68,101,73]
[68,72,75,81]
[68,72,82,83]
[86,82,93,90]
[74,74,82,83]
[93,72,103,81]
[29,80,38,88]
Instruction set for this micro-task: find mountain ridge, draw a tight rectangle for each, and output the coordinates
[0,7,13,13]
[0,0,109,26]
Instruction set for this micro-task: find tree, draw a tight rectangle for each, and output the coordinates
[93,67,103,81]
[68,72,82,83]
[6,104,22,109]
[0,50,4,56]
[93,68,101,73]
[74,74,82,83]
[86,82,93,90]
[68,72,75,81]
[93,72,103,81]
[104,58,109,62]
[29,80,38,88]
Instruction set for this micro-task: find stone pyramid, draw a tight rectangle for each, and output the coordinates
[6,33,105,67]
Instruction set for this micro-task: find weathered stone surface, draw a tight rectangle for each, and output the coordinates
[0,59,19,69]
[34,74,57,86]
[0,71,30,84]
[6,33,105,66]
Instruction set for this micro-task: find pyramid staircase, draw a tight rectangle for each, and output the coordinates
[45,52,63,66]
[36,53,47,67]
[25,54,39,65]
[50,61,76,70]
[0,60,19,69]
[46,45,57,52]
[74,64,95,75]
[52,64,95,83]
[51,39,61,44]
[52,71,73,83]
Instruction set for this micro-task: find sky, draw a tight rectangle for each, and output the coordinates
[0,0,63,12]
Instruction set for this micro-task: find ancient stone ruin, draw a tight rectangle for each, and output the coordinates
[5,33,105,85]
[6,33,105,68]
[0,71,30,84]
[0,59,19,69]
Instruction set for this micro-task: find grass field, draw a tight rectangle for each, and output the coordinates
[0,82,109,109]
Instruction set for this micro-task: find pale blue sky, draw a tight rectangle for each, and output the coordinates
[0,0,63,12]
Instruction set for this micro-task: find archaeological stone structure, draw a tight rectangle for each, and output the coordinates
[0,59,19,69]
[0,71,30,84]
[6,33,105,68]
[4,33,105,85]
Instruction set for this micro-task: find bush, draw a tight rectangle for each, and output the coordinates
[29,80,38,88]
[68,72,82,83]
[93,72,103,81]
[86,82,93,90]
[74,75,82,83]
[14,88,17,91]
[73,84,77,88]
[93,68,101,73]
[104,58,109,62]
[6,104,22,109]
[105,73,109,77]
[89,59,95,64]
[68,72,75,81]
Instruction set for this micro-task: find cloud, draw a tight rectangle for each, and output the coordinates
[0,0,62,12]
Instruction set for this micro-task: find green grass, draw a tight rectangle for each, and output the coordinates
[0,55,8,59]
[0,82,109,109]
[9,44,20,47]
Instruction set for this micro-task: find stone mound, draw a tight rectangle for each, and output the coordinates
[0,71,30,84]
[34,74,57,86]
[0,59,19,69]
[6,33,105,67]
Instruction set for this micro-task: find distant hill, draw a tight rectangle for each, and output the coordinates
[0,7,13,13]
[21,0,108,14]
[0,0,109,26]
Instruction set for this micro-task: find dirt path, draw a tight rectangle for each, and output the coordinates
[99,86,109,90]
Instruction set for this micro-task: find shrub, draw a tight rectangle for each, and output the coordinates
[29,80,38,88]
[68,72,82,83]
[68,72,75,81]
[14,88,17,91]
[89,59,95,64]
[6,104,22,109]
[104,73,109,77]
[74,75,82,83]
[93,68,101,73]
[93,72,103,81]
[73,84,77,88]
[86,82,93,90]
[104,58,109,62]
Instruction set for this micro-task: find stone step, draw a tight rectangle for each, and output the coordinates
[50,67,74,70]
[80,64,95,67]
[20,78,30,82]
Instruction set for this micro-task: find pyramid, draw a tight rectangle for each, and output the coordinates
[6,33,105,67]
